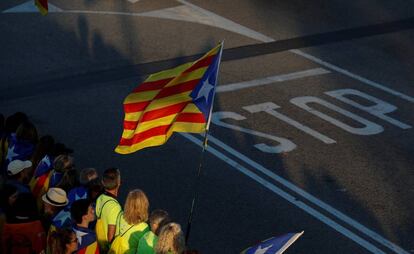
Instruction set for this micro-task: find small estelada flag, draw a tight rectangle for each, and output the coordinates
[241,231,304,254]
[115,43,223,154]
[35,0,48,15]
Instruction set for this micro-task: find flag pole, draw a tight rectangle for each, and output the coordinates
[185,41,224,244]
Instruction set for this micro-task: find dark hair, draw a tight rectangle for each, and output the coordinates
[8,192,39,223]
[149,209,171,235]
[102,168,120,190]
[0,184,17,212]
[70,199,92,224]
[16,121,38,144]
[31,135,55,170]
[86,178,103,201]
[49,228,76,254]
[4,112,28,134]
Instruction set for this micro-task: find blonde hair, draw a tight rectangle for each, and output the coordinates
[123,189,149,225]
[155,222,185,254]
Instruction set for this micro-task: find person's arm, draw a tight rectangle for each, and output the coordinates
[106,202,122,244]
[107,224,116,243]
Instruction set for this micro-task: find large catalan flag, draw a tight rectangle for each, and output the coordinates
[35,0,48,16]
[115,43,223,154]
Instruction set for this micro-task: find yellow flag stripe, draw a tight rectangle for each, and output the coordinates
[145,62,193,82]
[115,135,168,154]
[143,92,191,112]
[124,90,159,104]
[164,67,207,88]
[124,67,207,105]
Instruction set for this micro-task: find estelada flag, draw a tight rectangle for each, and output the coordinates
[115,43,223,154]
[241,231,304,254]
[35,0,48,15]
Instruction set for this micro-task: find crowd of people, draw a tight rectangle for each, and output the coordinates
[0,112,194,254]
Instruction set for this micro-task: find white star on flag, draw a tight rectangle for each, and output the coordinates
[6,145,19,161]
[75,192,88,200]
[195,77,214,103]
[53,210,70,227]
[253,244,272,254]
[74,229,88,245]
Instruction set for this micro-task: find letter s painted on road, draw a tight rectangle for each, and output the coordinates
[212,111,296,153]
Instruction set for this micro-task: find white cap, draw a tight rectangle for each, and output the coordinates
[7,160,32,176]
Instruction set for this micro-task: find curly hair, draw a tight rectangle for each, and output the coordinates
[155,222,185,254]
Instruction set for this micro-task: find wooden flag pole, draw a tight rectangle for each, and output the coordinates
[185,42,224,245]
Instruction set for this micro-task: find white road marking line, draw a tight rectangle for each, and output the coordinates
[181,133,387,254]
[201,133,410,254]
[173,2,411,253]
[176,0,413,104]
[128,0,140,3]
[216,68,330,92]
[290,49,414,103]
[174,1,274,43]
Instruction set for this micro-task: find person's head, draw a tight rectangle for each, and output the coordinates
[124,189,149,225]
[149,209,170,235]
[56,169,79,193]
[79,167,98,186]
[155,222,185,254]
[102,167,121,192]
[42,187,68,216]
[85,178,103,201]
[31,135,55,168]
[70,199,95,226]
[0,184,18,209]
[49,228,77,254]
[4,112,28,134]
[8,192,39,222]
[53,154,74,173]
[15,120,38,144]
[7,159,32,183]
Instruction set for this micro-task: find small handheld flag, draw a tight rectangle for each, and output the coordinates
[241,231,304,254]
[35,0,48,15]
[115,43,223,154]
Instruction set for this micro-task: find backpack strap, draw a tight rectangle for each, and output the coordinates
[121,224,135,237]
[96,198,119,218]
[115,211,123,236]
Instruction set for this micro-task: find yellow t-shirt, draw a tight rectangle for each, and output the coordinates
[95,193,122,249]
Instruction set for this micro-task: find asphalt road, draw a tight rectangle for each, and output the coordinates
[1,1,413,253]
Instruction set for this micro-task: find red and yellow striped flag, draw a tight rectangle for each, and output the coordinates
[115,43,223,154]
[35,0,48,15]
